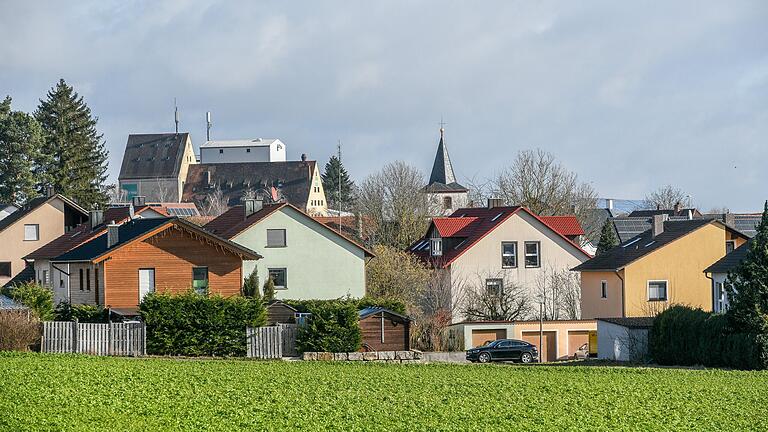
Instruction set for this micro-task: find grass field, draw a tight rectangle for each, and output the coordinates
[2,353,768,431]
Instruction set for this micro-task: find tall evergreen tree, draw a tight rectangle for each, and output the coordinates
[263,276,276,302]
[0,96,46,205]
[35,79,109,209]
[726,201,768,333]
[321,155,356,210]
[596,219,619,255]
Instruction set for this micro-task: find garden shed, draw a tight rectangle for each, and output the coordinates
[359,307,410,351]
[266,300,297,325]
[597,317,654,362]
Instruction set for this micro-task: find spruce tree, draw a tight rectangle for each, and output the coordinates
[321,155,356,210]
[263,276,276,302]
[242,268,261,300]
[35,79,109,209]
[0,97,46,205]
[596,219,619,255]
[726,201,768,333]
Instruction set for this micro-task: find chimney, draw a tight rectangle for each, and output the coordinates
[356,212,363,239]
[606,198,614,211]
[89,210,104,230]
[724,212,735,228]
[651,214,667,238]
[487,198,504,209]
[301,153,307,162]
[132,195,146,207]
[128,203,135,219]
[687,209,693,220]
[206,170,212,187]
[673,201,682,215]
[46,185,55,197]
[244,198,263,218]
[107,222,119,248]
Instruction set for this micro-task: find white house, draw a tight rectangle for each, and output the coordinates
[704,241,749,313]
[200,139,287,164]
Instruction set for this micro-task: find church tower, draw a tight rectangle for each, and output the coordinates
[424,126,469,214]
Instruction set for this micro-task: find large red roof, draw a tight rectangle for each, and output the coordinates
[539,216,584,237]
[433,217,478,237]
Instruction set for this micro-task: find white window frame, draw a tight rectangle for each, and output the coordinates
[501,242,517,268]
[524,241,540,268]
[431,238,443,256]
[486,278,504,297]
[647,280,668,302]
[24,224,39,241]
[600,280,607,299]
[725,240,735,254]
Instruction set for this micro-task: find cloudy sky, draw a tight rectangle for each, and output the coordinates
[1,1,766,211]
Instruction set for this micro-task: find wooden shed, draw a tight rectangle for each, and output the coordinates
[359,307,411,351]
[266,300,297,325]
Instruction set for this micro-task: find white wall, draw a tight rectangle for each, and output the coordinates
[712,273,730,313]
[597,320,649,362]
[200,140,287,164]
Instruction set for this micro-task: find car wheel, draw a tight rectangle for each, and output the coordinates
[478,352,491,363]
[520,352,533,364]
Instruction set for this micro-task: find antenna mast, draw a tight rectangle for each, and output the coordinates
[337,140,342,233]
[174,98,179,134]
[206,112,212,141]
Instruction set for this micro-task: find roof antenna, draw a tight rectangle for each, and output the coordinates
[337,139,342,233]
[206,111,212,141]
[174,98,179,135]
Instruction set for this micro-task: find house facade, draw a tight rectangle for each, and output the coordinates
[0,194,87,286]
[704,241,750,313]
[50,218,259,311]
[574,216,749,319]
[200,139,287,164]
[204,200,372,300]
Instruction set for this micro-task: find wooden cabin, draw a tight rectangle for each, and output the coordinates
[359,307,411,351]
[266,301,297,325]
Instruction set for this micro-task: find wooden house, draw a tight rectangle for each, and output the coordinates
[358,307,411,351]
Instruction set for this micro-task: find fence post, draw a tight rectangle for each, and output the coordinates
[72,320,78,353]
[109,322,114,356]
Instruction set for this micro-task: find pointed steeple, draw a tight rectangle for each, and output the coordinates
[428,127,457,185]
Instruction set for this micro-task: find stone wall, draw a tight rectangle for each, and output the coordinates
[301,350,423,363]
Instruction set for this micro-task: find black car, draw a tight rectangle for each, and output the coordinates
[466,339,538,363]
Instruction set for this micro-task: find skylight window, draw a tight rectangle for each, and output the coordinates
[491,212,504,222]
[454,239,467,250]
[622,238,642,248]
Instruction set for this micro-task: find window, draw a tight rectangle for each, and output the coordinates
[524,241,540,268]
[86,269,91,291]
[0,262,10,277]
[443,196,452,210]
[24,224,39,241]
[246,148,251,153]
[431,238,442,256]
[268,268,287,289]
[501,242,517,268]
[600,280,608,299]
[42,270,49,285]
[79,268,84,291]
[266,229,286,247]
[648,280,668,301]
[219,149,224,154]
[726,240,735,254]
[486,278,504,297]
[193,267,209,295]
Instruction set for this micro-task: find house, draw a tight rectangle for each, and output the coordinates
[25,200,171,304]
[118,133,197,202]
[200,139,287,164]
[596,317,654,362]
[408,199,591,322]
[204,200,373,300]
[611,211,761,243]
[424,128,469,215]
[448,319,597,362]
[359,307,411,352]
[182,157,328,215]
[574,216,749,319]
[49,217,260,313]
[704,241,750,313]
[0,194,87,286]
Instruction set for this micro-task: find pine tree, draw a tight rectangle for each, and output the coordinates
[0,97,46,205]
[263,276,276,302]
[321,155,356,210]
[242,268,261,300]
[596,219,619,255]
[726,201,768,333]
[35,79,109,209]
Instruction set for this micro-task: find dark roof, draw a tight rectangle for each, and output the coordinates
[358,307,410,321]
[0,194,87,234]
[2,264,34,288]
[0,294,28,310]
[425,131,467,192]
[597,317,655,329]
[182,161,316,209]
[612,213,762,243]
[574,219,728,271]
[705,241,750,274]
[628,208,701,218]
[53,217,260,262]
[118,133,190,180]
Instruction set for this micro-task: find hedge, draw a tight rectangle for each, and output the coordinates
[285,296,406,315]
[54,303,109,323]
[140,291,267,356]
[649,305,768,370]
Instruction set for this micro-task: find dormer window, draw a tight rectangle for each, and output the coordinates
[431,238,443,256]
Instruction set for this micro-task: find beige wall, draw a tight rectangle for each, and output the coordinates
[0,199,67,285]
[306,164,328,216]
[511,320,596,360]
[580,270,625,319]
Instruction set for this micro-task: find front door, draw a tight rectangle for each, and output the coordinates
[138,268,155,303]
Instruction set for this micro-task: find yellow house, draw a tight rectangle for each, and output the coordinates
[574,216,748,319]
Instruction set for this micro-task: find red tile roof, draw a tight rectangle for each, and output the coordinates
[539,216,584,237]
[433,217,478,237]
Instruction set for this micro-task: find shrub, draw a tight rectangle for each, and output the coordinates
[296,301,361,353]
[263,277,276,302]
[140,291,267,356]
[0,311,40,351]
[2,282,54,321]
[242,268,261,300]
[54,303,109,323]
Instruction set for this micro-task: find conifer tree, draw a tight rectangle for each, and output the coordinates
[263,276,276,302]
[726,201,768,333]
[596,219,619,255]
[35,79,109,209]
[242,268,261,300]
[0,97,46,205]
[321,155,356,210]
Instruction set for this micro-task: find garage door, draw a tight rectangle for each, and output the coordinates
[471,329,506,348]
[522,331,557,362]
[567,331,590,358]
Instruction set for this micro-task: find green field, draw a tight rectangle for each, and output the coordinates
[1,353,767,431]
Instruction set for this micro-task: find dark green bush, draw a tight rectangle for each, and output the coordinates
[54,303,109,323]
[286,297,406,315]
[140,291,267,356]
[295,301,361,353]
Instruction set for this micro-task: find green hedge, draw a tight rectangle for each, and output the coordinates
[140,292,267,356]
[295,301,361,353]
[54,303,109,323]
[649,305,768,370]
[285,296,406,315]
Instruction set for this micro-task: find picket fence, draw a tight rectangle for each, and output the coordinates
[246,324,298,359]
[42,321,146,356]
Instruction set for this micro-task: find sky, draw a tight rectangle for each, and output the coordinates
[1,1,767,211]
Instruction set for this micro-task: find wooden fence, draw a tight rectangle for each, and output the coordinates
[247,324,298,359]
[42,321,146,356]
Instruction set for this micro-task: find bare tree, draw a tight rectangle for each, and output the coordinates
[463,274,532,321]
[357,161,430,249]
[534,267,582,320]
[202,185,228,217]
[463,174,492,208]
[644,185,688,210]
[103,183,127,205]
[153,177,172,203]
[366,244,432,305]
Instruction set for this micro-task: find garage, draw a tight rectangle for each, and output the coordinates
[471,329,506,348]
[522,331,557,362]
[567,330,590,358]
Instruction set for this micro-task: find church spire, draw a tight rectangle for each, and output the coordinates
[429,125,457,186]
